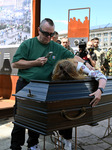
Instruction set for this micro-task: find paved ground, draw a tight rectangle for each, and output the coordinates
[0,117,112,150]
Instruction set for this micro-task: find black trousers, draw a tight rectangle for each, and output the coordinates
[59,128,72,140]
[10,78,40,150]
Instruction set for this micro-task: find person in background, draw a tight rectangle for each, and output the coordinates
[101,54,109,76]
[75,39,88,60]
[76,39,97,67]
[51,31,58,42]
[56,39,61,44]
[61,37,74,54]
[68,39,74,53]
[93,37,105,71]
[74,39,79,54]
[10,18,96,150]
[104,47,112,76]
[86,41,97,67]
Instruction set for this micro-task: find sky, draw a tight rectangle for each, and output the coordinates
[41,0,112,34]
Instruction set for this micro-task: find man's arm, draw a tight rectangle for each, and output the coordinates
[12,57,48,69]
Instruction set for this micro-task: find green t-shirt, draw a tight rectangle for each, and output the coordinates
[12,37,75,81]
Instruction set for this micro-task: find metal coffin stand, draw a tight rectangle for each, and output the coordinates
[14,77,112,136]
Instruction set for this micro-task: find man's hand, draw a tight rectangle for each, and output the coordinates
[35,57,48,66]
[89,89,102,107]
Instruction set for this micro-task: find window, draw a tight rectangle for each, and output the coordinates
[110,37,112,41]
[104,38,108,42]
[104,33,108,36]
[99,43,101,47]
[103,48,107,52]
[91,34,95,38]
[104,43,108,46]
[97,33,101,37]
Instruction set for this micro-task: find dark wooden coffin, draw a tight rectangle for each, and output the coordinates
[14,77,112,135]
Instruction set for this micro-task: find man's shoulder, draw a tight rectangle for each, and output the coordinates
[94,47,105,54]
[51,41,64,49]
[98,47,101,50]
[22,37,36,44]
[95,47,102,51]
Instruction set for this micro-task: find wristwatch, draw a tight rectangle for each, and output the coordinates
[98,87,104,93]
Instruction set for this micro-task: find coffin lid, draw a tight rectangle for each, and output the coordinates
[13,76,112,102]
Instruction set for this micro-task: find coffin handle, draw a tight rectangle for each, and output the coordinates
[61,107,86,121]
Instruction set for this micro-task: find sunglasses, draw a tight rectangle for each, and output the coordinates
[40,27,54,37]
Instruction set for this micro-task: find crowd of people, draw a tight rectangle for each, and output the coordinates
[10,18,107,150]
[56,36,112,77]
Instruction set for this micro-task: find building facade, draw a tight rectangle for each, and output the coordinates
[59,26,112,52]
[89,26,112,52]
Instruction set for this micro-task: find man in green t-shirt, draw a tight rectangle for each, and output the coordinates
[10,18,106,150]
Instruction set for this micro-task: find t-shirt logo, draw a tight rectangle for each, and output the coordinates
[52,56,56,59]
